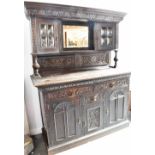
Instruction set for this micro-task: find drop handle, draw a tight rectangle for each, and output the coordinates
[106,108,109,115]
[82,121,86,128]
[67,91,73,97]
[109,83,113,88]
[109,82,114,88]
[90,94,98,102]
[77,119,81,125]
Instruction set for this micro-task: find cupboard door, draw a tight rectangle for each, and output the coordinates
[50,99,81,146]
[81,93,104,135]
[94,23,116,51]
[107,89,128,125]
[36,18,61,53]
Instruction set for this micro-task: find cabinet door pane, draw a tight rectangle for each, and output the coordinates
[54,103,66,141]
[54,110,66,141]
[110,99,116,122]
[117,94,125,119]
[94,23,116,51]
[109,90,128,125]
[66,106,76,137]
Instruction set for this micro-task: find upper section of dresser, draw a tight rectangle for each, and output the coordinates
[24,2,126,75]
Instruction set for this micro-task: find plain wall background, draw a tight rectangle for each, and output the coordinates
[24,0,131,135]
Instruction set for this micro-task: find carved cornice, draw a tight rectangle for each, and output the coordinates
[24,2,126,23]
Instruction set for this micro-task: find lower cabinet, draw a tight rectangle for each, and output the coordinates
[40,74,130,149]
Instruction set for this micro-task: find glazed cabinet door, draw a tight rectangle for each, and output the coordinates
[35,18,61,53]
[48,98,81,146]
[94,23,117,51]
[81,93,105,135]
[107,88,129,125]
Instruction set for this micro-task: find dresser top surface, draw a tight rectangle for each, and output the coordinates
[31,67,131,87]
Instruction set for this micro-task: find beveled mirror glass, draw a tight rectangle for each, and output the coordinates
[63,25,89,48]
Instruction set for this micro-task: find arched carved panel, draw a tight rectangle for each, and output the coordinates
[54,102,66,141]
[53,101,78,142]
[110,91,125,123]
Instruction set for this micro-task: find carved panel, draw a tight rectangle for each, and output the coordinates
[82,53,109,66]
[53,101,78,142]
[38,55,75,68]
[66,107,76,137]
[87,107,100,131]
[54,103,66,141]
[38,52,110,73]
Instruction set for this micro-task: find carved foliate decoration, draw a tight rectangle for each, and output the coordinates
[88,107,100,131]
[43,76,129,92]
[82,53,109,66]
[37,53,109,72]
[38,56,75,68]
[47,86,92,101]
[46,77,129,101]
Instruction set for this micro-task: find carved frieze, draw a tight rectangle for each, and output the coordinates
[38,56,75,68]
[47,86,92,101]
[37,52,109,71]
[82,53,109,66]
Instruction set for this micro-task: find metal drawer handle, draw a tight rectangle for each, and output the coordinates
[109,83,114,88]
[106,108,109,115]
[77,119,81,125]
[90,94,98,101]
[67,91,73,96]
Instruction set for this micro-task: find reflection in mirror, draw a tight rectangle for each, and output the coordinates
[63,25,88,48]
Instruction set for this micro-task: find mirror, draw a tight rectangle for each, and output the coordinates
[63,25,89,48]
